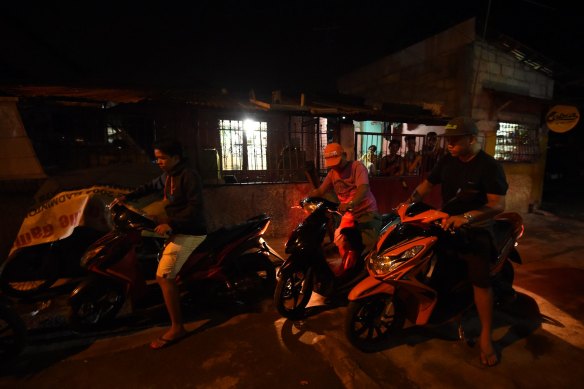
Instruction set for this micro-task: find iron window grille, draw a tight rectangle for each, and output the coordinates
[212,117,328,184]
[355,132,447,176]
[219,119,267,171]
[494,122,539,163]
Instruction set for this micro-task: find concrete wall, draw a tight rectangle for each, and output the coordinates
[338,18,554,213]
[0,97,47,262]
[203,182,313,239]
[338,19,477,118]
[470,40,553,211]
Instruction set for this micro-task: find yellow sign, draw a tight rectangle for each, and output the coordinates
[546,105,580,133]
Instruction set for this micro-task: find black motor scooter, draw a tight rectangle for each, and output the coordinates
[0,226,105,298]
[273,197,397,320]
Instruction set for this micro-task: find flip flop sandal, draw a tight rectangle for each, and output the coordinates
[150,334,186,350]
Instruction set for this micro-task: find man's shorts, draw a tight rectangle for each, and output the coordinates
[355,211,382,252]
[157,234,206,279]
[458,227,494,288]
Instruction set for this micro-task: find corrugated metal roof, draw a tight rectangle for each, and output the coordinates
[0,84,442,122]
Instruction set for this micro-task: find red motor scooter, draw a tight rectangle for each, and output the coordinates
[345,201,523,352]
[69,202,283,330]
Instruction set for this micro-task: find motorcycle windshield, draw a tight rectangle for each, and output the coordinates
[285,207,329,254]
[80,231,133,268]
[377,222,431,254]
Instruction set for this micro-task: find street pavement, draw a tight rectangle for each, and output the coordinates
[0,211,583,388]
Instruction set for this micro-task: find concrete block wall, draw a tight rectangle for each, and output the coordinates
[203,182,313,238]
[338,19,476,116]
[470,41,552,212]
[472,41,554,100]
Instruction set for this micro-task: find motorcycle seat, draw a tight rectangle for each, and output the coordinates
[195,215,269,252]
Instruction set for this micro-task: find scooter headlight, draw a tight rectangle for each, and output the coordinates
[368,245,424,276]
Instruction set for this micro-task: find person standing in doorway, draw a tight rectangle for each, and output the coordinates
[421,131,444,172]
[379,139,404,176]
[360,144,380,175]
[404,135,422,175]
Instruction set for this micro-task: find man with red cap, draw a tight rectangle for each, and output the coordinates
[308,142,381,304]
[407,116,508,367]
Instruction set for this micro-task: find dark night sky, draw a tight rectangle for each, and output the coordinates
[0,0,582,97]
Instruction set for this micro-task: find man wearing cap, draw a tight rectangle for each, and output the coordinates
[406,117,508,367]
[308,143,382,303]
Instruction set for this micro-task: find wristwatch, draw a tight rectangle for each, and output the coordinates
[463,212,474,223]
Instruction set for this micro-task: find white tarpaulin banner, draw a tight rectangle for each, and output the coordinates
[10,185,132,256]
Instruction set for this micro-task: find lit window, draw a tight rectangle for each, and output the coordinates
[219,119,267,171]
[106,126,118,143]
[494,122,539,162]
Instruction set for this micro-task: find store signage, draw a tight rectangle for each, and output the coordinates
[546,105,580,133]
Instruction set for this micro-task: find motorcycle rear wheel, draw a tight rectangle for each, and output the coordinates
[345,293,405,352]
[69,278,126,331]
[274,267,313,320]
[0,303,27,361]
[0,245,60,298]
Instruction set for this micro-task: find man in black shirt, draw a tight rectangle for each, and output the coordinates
[407,117,508,367]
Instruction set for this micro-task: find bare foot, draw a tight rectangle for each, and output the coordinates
[479,340,499,367]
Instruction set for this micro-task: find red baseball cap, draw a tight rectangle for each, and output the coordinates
[324,143,344,168]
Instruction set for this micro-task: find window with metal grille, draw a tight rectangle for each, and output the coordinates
[219,119,267,171]
[494,122,539,162]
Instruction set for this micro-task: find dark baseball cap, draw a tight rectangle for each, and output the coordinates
[444,117,479,136]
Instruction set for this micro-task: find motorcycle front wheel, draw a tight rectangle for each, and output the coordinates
[0,244,60,298]
[274,267,313,320]
[69,278,126,331]
[0,302,27,361]
[345,293,405,352]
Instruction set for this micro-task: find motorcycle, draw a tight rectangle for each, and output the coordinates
[69,202,283,330]
[0,296,27,361]
[345,201,523,352]
[273,197,397,320]
[0,226,105,298]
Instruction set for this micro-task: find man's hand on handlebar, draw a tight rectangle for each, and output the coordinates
[154,223,172,236]
[338,202,353,213]
[110,196,127,207]
[441,215,469,230]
